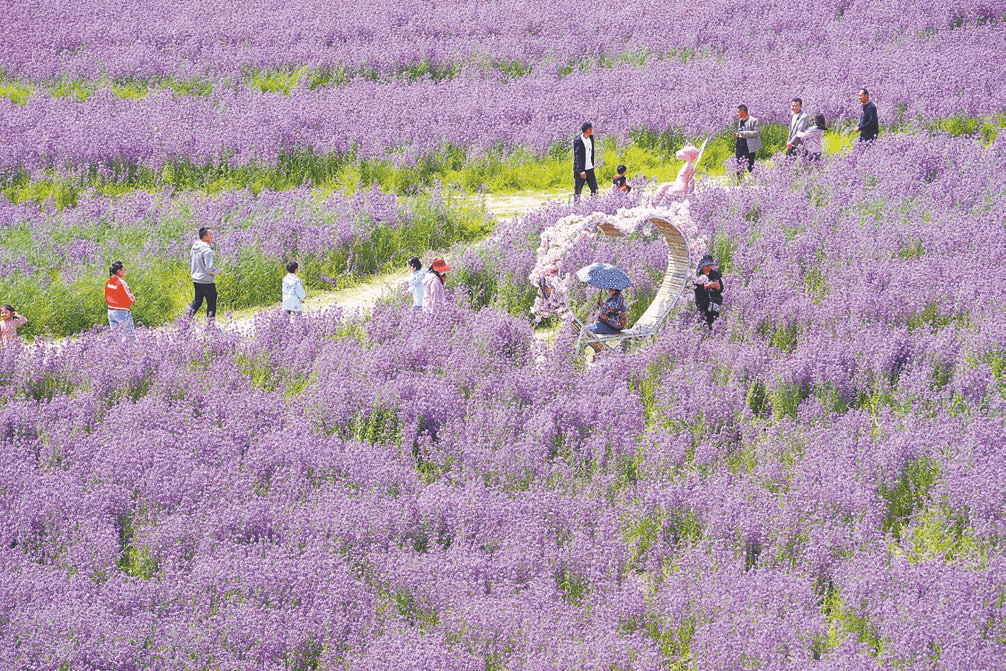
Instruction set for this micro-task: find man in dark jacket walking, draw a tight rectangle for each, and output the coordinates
[852,89,879,142]
[734,105,762,175]
[573,122,598,200]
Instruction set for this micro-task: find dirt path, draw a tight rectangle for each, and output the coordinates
[223,270,407,334]
[478,190,569,219]
[224,183,704,334]
[225,191,563,333]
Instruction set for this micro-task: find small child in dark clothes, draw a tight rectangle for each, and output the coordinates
[612,164,632,192]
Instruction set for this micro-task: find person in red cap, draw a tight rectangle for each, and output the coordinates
[105,260,136,340]
[422,258,451,312]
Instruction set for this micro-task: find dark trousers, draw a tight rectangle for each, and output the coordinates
[694,286,719,330]
[735,149,756,173]
[785,146,804,158]
[189,282,217,320]
[574,169,598,199]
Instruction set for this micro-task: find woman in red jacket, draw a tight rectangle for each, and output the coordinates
[105,260,136,339]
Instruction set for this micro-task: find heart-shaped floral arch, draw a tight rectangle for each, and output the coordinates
[529,200,707,326]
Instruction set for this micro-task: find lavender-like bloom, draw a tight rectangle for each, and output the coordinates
[0,5,1005,666]
[4,132,1006,666]
[0,184,487,336]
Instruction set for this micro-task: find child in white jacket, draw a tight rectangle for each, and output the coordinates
[402,257,426,312]
[282,261,306,314]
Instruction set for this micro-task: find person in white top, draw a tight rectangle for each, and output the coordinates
[282,260,306,315]
[785,98,810,157]
[402,257,426,312]
[573,121,598,200]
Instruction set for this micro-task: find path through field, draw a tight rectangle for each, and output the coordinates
[225,190,568,333]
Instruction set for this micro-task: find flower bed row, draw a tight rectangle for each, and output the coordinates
[2,0,1000,83]
[0,25,1003,184]
[0,184,489,337]
[1,267,1003,667]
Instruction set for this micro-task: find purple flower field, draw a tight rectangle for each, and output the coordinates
[3,2,1006,668]
[1,0,1004,179]
[0,184,488,337]
[4,0,999,82]
[3,132,1006,668]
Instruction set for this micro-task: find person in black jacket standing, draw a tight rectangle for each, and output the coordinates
[693,254,724,330]
[573,121,598,200]
[852,89,879,142]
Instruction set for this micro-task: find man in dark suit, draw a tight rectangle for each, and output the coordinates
[734,105,761,174]
[573,121,598,200]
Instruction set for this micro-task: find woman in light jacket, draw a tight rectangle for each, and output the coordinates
[793,114,827,161]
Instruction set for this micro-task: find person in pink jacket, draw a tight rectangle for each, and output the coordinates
[0,304,27,347]
[421,258,451,312]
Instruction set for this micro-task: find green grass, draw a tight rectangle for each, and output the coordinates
[929,113,1005,144]
[2,51,697,103]
[0,79,32,105]
[879,457,939,543]
[2,112,1001,207]
[0,137,694,207]
[2,189,493,339]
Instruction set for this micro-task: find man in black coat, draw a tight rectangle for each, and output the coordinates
[573,121,598,200]
[853,88,879,142]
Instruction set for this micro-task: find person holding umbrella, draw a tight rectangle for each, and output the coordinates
[575,262,630,351]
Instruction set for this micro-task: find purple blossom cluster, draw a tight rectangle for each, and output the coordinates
[1,2,1004,177]
[0,185,396,281]
[2,133,1006,668]
[2,0,1000,82]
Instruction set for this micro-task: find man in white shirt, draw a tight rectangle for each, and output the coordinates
[573,121,598,200]
[785,98,810,157]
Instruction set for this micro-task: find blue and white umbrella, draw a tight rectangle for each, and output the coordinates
[575,262,632,290]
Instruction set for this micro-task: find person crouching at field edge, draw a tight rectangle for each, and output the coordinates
[189,227,223,331]
[422,258,451,313]
[105,260,136,340]
[282,261,306,316]
[0,304,27,347]
[403,257,426,312]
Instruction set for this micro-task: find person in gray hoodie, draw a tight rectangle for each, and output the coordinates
[189,227,223,327]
